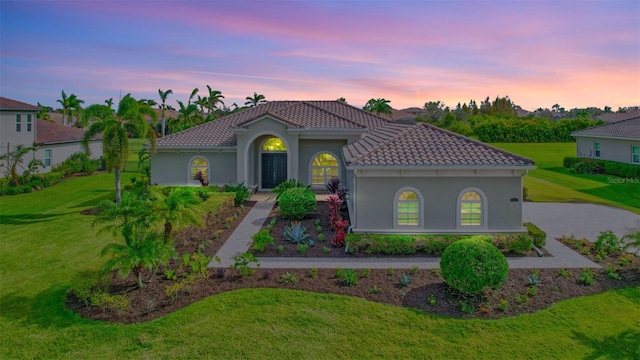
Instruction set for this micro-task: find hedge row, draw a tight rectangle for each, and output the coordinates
[0,172,64,195]
[473,117,601,143]
[563,157,640,178]
[345,231,537,256]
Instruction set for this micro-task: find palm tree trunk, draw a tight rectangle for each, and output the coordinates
[136,269,144,288]
[115,168,122,205]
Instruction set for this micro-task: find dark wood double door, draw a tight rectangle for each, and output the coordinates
[261,153,287,188]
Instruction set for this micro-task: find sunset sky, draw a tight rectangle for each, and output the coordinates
[1,0,639,112]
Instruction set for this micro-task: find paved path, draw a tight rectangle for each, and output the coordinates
[211,198,639,269]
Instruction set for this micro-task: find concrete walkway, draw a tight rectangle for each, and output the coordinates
[211,198,639,269]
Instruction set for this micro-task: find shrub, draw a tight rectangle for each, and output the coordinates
[564,156,640,178]
[277,272,300,285]
[498,299,509,312]
[399,273,411,288]
[309,267,318,278]
[69,268,105,306]
[90,292,131,316]
[272,179,309,200]
[283,222,314,246]
[572,160,605,175]
[578,268,596,285]
[563,156,582,169]
[278,187,316,220]
[558,268,572,279]
[524,222,546,247]
[223,182,251,206]
[231,252,259,277]
[336,269,358,286]
[593,230,623,256]
[359,268,371,278]
[252,230,275,252]
[440,236,509,295]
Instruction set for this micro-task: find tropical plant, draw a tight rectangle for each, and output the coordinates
[149,187,204,240]
[92,192,154,241]
[622,230,640,255]
[0,145,38,186]
[272,178,309,200]
[57,90,70,126]
[36,102,52,120]
[223,182,251,206]
[100,228,177,288]
[245,92,267,107]
[252,230,275,252]
[204,85,225,118]
[440,236,509,295]
[67,93,85,127]
[158,88,173,135]
[283,222,314,246]
[173,100,200,130]
[363,98,392,117]
[82,94,157,204]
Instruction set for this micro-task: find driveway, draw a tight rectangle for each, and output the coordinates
[523,202,639,243]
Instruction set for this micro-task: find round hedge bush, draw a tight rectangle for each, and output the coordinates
[279,187,316,220]
[440,236,509,295]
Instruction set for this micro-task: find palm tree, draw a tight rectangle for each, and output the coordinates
[36,102,52,120]
[205,85,225,117]
[0,145,37,186]
[93,192,153,241]
[149,187,204,240]
[337,97,347,103]
[57,91,70,126]
[82,94,157,205]
[188,88,199,106]
[100,228,176,288]
[245,92,267,107]
[194,95,208,116]
[174,100,200,130]
[105,98,114,110]
[158,89,173,136]
[67,93,85,127]
[363,98,392,117]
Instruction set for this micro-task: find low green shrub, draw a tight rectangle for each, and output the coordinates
[440,236,509,295]
[272,179,309,200]
[593,230,623,256]
[573,160,605,175]
[524,222,546,247]
[336,269,358,286]
[578,268,596,286]
[563,156,640,178]
[223,182,251,206]
[278,187,316,220]
[252,230,275,252]
[69,268,105,306]
[90,292,131,315]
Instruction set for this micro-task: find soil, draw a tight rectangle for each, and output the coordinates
[67,200,640,324]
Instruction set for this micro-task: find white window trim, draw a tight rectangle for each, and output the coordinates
[632,145,639,164]
[16,114,21,132]
[44,149,51,167]
[393,187,424,229]
[309,151,340,186]
[456,187,488,230]
[187,155,209,186]
[594,141,601,158]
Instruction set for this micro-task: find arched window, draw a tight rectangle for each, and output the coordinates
[262,137,287,151]
[458,189,487,228]
[394,188,423,228]
[311,153,339,185]
[190,157,209,184]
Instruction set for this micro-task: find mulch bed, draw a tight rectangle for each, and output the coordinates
[67,200,640,324]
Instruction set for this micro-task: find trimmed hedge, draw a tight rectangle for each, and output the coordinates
[440,236,509,294]
[524,222,546,247]
[345,232,535,256]
[278,187,316,220]
[0,172,64,195]
[563,156,640,178]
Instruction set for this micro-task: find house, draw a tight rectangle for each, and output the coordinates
[571,116,640,165]
[0,97,103,173]
[152,101,535,233]
[595,109,640,123]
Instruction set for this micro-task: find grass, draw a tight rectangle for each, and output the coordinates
[493,143,640,213]
[1,173,639,359]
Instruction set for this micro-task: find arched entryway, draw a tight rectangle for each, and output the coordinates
[261,136,287,188]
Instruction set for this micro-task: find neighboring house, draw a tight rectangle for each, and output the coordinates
[0,97,102,173]
[152,101,535,234]
[595,109,640,123]
[571,117,640,165]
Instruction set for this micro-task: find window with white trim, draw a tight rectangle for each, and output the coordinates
[594,142,601,158]
[27,114,32,132]
[44,149,51,167]
[311,153,339,185]
[632,145,639,164]
[190,157,209,184]
[16,114,21,132]
[397,190,420,226]
[459,190,485,227]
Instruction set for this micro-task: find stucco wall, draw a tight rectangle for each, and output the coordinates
[576,137,640,165]
[151,150,237,186]
[0,111,36,156]
[34,140,103,173]
[352,174,525,233]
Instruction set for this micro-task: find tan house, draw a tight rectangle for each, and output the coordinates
[152,101,535,234]
[0,97,102,173]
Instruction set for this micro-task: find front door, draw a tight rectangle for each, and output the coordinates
[261,153,287,188]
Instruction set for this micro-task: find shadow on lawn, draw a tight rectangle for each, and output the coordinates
[572,329,640,360]
[71,191,114,209]
[0,285,80,329]
[0,212,74,225]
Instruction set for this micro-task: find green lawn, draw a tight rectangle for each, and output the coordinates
[1,173,639,359]
[493,143,640,213]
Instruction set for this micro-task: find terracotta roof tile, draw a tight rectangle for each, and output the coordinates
[157,101,387,148]
[34,119,100,145]
[572,117,640,139]
[0,97,40,111]
[344,122,534,167]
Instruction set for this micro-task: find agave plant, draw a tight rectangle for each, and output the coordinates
[283,222,314,246]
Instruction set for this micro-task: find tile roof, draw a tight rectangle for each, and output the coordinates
[34,119,100,145]
[343,122,535,167]
[572,117,640,139]
[0,97,40,111]
[157,101,388,148]
[595,109,640,123]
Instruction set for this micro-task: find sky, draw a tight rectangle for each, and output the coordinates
[1,0,639,112]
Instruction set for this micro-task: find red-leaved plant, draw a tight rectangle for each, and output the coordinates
[328,194,348,247]
[193,171,209,186]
